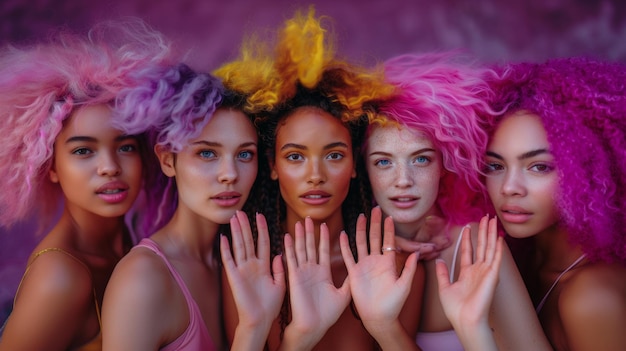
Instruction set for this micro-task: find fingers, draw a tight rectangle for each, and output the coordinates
[284,233,298,276]
[237,211,256,258]
[294,221,307,266]
[355,213,368,259]
[475,215,489,263]
[230,214,246,264]
[339,231,356,269]
[318,223,330,267]
[459,225,473,268]
[397,251,419,287]
[485,216,498,264]
[256,212,271,263]
[220,234,236,271]
[271,254,286,289]
[304,217,317,263]
[435,258,452,291]
[369,207,383,255]
[380,214,396,256]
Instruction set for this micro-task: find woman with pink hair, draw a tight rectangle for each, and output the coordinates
[366,53,551,350]
[0,21,170,351]
[437,57,626,351]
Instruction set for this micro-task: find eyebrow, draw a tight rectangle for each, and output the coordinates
[65,135,136,144]
[280,141,349,152]
[486,148,550,161]
[192,140,257,148]
[368,148,436,157]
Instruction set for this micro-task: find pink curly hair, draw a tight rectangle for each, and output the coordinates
[371,52,497,225]
[0,19,172,231]
[488,57,626,263]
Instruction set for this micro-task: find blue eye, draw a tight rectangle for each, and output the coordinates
[413,155,430,165]
[199,150,216,159]
[374,159,391,167]
[238,150,255,161]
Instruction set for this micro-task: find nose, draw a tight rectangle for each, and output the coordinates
[501,170,526,197]
[97,151,121,177]
[218,158,238,184]
[307,158,326,185]
[394,162,413,188]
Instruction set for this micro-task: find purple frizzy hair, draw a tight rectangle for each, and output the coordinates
[0,19,172,232]
[114,63,225,236]
[489,57,626,263]
[372,52,498,226]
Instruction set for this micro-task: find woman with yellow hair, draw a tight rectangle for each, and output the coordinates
[215,8,424,351]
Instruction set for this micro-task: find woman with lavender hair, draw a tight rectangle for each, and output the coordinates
[0,21,169,351]
[101,63,285,351]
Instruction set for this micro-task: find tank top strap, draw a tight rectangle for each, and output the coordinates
[134,239,196,305]
[14,247,101,327]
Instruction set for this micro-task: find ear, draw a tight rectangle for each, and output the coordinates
[155,144,176,178]
[49,165,59,183]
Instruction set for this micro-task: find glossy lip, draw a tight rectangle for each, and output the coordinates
[211,191,242,207]
[499,204,533,224]
[300,190,331,205]
[389,195,419,209]
[96,181,130,204]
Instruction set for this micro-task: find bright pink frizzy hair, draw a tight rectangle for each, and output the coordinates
[372,53,498,226]
[489,57,626,263]
[0,20,171,231]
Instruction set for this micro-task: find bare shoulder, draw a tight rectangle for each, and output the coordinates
[558,262,626,350]
[560,262,626,317]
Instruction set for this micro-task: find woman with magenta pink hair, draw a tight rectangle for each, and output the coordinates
[0,21,170,351]
[101,63,285,351]
[478,57,626,350]
[365,52,551,350]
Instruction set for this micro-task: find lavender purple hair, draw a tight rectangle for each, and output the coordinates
[0,19,171,231]
[114,63,227,236]
[489,57,626,263]
[372,53,497,226]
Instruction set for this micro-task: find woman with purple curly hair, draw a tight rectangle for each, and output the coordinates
[439,57,626,351]
[0,20,170,351]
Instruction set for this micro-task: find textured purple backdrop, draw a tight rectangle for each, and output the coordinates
[1,0,625,323]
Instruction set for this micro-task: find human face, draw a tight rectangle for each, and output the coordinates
[271,107,356,224]
[160,108,258,225]
[49,104,142,219]
[366,124,442,236]
[485,111,560,238]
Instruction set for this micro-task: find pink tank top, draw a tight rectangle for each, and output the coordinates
[135,239,217,351]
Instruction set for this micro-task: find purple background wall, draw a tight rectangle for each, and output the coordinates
[2,0,626,324]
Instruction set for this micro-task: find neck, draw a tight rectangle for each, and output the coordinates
[155,207,221,264]
[56,207,127,257]
[533,222,585,271]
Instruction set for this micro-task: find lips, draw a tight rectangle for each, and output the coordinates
[300,190,331,205]
[211,191,242,207]
[499,205,532,224]
[96,181,129,204]
[389,195,419,209]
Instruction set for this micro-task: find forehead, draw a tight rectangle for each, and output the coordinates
[367,124,433,151]
[276,107,351,144]
[489,111,548,151]
[59,104,115,136]
[194,108,256,142]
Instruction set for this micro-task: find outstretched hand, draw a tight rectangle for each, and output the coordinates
[220,211,285,334]
[340,207,419,338]
[435,215,502,351]
[281,217,351,349]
